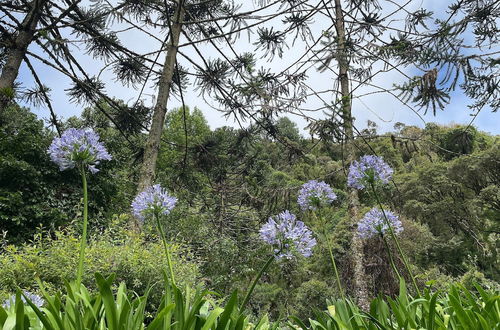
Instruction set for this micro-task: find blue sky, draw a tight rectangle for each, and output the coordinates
[15,0,499,136]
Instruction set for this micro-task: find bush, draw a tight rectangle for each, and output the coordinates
[245,282,285,319]
[0,214,200,308]
[459,269,500,292]
[292,279,334,320]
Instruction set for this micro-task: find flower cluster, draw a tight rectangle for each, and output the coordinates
[131,184,177,222]
[297,180,337,211]
[2,291,44,309]
[357,208,403,239]
[347,155,393,190]
[260,210,316,259]
[48,128,111,174]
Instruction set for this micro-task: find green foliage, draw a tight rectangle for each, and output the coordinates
[435,125,493,160]
[0,87,15,100]
[248,283,285,318]
[0,274,276,330]
[0,215,199,309]
[157,106,211,192]
[395,140,499,279]
[292,279,334,321]
[0,105,135,243]
[275,117,301,142]
[459,269,500,293]
[0,105,80,243]
[2,103,498,322]
[1,278,497,329]
[290,280,500,329]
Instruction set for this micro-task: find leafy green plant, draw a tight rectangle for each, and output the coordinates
[290,279,500,329]
[0,273,278,330]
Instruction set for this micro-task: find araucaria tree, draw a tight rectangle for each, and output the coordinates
[0,0,47,110]
[0,0,130,129]
[129,0,315,192]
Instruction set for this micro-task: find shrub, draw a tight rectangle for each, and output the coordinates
[0,214,200,308]
[0,105,79,244]
[292,279,334,320]
[459,269,500,292]
[248,283,285,319]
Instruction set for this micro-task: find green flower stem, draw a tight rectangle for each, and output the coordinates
[326,236,345,300]
[381,234,402,280]
[240,254,275,310]
[312,211,345,300]
[155,212,176,286]
[370,183,420,295]
[76,166,88,286]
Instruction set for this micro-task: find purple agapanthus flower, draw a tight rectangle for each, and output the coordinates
[2,291,44,309]
[297,180,337,211]
[131,184,177,222]
[347,155,393,190]
[48,128,111,174]
[260,210,316,259]
[357,208,403,239]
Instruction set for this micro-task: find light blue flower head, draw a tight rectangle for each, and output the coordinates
[48,128,111,174]
[357,207,403,239]
[2,291,44,309]
[131,184,177,222]
[297,180,337,211]
[347,155,393,190]
[260,210,316,259]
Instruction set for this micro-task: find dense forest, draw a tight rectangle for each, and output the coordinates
[0,0,499,328]
[1,102,498,325]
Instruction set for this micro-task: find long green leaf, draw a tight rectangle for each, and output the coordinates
[201,307,224,330]
[288,316,307,330]
[215,290,238,330]
[95,273,118,330]
[0,306,8,326]
[15,291,25,330]
[146,304,175,330]
[427,290,439,330]
[24,295,55,330]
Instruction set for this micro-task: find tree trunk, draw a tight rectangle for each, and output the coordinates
[136,3,185,194]
[0,0,46,112]
[333,0,370,310]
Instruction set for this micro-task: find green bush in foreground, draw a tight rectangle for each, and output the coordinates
[0,215,199,309]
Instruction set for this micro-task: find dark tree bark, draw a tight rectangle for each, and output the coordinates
[0,0,46,112]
